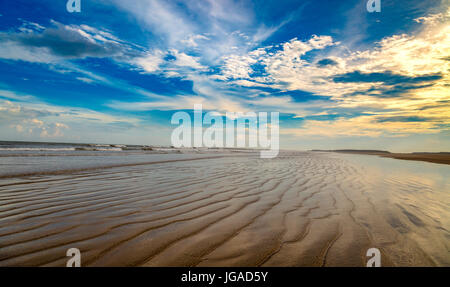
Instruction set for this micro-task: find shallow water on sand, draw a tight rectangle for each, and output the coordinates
[0,151,448,266]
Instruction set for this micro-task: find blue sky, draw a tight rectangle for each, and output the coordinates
[0,0,448,151]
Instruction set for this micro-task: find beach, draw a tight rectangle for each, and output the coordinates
[0,148,449,267]
[312,150,450,165]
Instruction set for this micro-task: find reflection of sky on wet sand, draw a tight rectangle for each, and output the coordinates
[333,153,450,191]
[331,152,449,265]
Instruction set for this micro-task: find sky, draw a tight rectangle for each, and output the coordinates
[0,0,449,152]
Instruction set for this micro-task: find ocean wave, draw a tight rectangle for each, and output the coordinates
[74,147,123,151]
[0,148,77,151]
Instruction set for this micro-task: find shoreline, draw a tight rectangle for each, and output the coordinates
[312,150,450,165]
[379,153,450,165]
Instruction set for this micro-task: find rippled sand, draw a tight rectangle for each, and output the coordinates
[0,151,448,266]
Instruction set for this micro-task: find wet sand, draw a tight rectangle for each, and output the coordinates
[380,153,450,165]
[0,151,448,266]
[315,150,450,165]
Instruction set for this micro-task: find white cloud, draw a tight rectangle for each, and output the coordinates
[180,34,210,47]
[171,50,207,70]
[133,50,165,73]
[110,0,196,46]
[17,118,69,138]
[0,89,35,101]
[76,77,96,84]
[282,115,444,138]
[109,0,287,67]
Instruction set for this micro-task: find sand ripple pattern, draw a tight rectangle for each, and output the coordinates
[0,152,448,266]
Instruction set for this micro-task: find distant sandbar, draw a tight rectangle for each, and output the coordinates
[312,150,450,165]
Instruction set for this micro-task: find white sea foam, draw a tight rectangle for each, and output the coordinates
[0,148,77,151]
